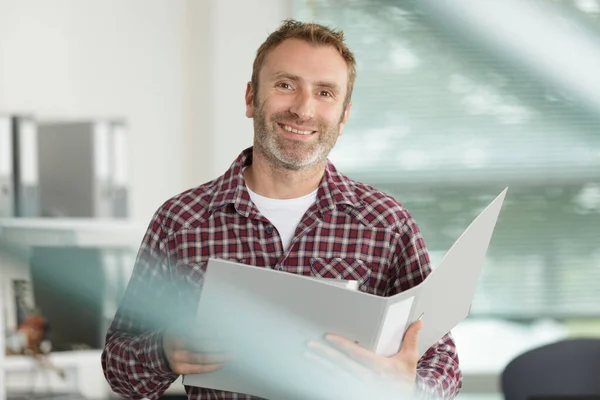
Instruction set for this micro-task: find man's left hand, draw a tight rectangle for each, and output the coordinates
[307,319,423,386]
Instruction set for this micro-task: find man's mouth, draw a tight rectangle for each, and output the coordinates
[279,123,315,135]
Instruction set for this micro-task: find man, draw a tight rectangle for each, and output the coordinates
[102,19,462,399]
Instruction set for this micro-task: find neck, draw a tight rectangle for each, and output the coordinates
[244,149,325,199]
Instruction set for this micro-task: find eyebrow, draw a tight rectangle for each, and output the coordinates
[272,71,342,94]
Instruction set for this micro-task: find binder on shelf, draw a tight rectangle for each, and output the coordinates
[11,115,40,217]
[38,119,129,218]
[0,114,14,218]
[111,121,129,218]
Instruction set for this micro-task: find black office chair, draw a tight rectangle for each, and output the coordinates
[501,338,600,400]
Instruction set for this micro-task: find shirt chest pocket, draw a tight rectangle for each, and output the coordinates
[309,257,371,292]
[175,256,243,289]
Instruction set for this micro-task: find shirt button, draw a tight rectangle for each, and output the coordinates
[265,226,273,234]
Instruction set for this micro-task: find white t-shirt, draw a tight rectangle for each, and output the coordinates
[247,186,318,251]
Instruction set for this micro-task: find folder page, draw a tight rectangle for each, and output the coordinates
[407,188,507,357]
[370,189,506,358]
[374,293,415,356]
[183,260,389,396]
[306,276,359,290]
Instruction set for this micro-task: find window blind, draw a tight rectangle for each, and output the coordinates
[292,0,600,319]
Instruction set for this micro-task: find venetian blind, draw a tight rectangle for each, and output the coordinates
[292,0,600,319]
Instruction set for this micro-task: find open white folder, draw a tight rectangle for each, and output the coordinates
[182,189,507,398]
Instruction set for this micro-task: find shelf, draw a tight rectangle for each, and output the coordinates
[0,218,145,249]
[2,350,114,399]
[2,350,185,396]
[2,350,101,372]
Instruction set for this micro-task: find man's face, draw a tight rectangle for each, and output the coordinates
[245,38,351,171]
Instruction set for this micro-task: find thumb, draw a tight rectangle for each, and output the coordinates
[399,319,423,355]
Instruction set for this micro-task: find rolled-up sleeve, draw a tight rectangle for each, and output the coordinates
[101,208,179,399]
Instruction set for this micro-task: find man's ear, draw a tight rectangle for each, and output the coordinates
[338,102,352,136]
[245,82,254,118]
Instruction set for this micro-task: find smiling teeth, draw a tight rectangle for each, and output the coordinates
[283,125,313,135]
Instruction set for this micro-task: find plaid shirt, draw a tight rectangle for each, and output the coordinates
[102,147,462,399]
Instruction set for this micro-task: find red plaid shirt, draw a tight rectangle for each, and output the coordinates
[102,147,462,399]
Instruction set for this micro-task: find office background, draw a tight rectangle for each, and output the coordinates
[1,0,599,399]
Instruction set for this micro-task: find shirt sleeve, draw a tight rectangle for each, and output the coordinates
[101,209,179,399]
[388,214,463,399]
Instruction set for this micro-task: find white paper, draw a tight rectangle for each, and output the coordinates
[375,296,414,356]
[18,119,38,185]
[94,122,111,180]
[183,262,388,398]
[407,188,507,357]
[307,277,358,290]
[0,116,12,175]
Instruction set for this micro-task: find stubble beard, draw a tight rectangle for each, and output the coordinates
[253,100,341,172]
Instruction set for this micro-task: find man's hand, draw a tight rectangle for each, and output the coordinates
[162,332,231,375]
[307,319,424,387]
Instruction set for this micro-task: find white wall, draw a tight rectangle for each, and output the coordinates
[187,0,292,181]
[0,0,190,223]
[211,0,292,174]
[0,0,291,224]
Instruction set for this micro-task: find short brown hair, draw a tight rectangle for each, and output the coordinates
[251,19,356,111]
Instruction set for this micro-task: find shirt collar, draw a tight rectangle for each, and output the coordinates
[208,147,361,217]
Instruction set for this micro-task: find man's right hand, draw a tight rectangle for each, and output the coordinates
[162,333,230,375]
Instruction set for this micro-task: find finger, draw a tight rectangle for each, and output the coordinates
[398,319,423,356]
[303,349,340,372]
[171,350,232,365]
[303,351,378,398]
[307,340,375,382]
[303,349,369,390]
[176,336,231,354]
[324,334,382,371]
[172,362,225,375]
[171,337,187,350]
[192,352,233,365]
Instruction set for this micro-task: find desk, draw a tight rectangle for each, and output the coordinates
[2,350,107,398]
[3,350,187,398]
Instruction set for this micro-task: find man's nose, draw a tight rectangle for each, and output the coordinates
[289,89,315,121]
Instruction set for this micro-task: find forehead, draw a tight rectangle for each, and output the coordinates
[260,39,349,89]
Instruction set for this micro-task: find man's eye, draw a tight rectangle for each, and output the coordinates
[278,83,292,89]
[319,90,332,97]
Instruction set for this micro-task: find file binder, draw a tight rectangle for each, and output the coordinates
[111,121,129,218]
[11,115,39,217]
[183,189,507,398]
[38,119,128,218]
[0,114,14,217]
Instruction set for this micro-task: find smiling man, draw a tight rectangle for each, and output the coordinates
[102,20,462,400]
